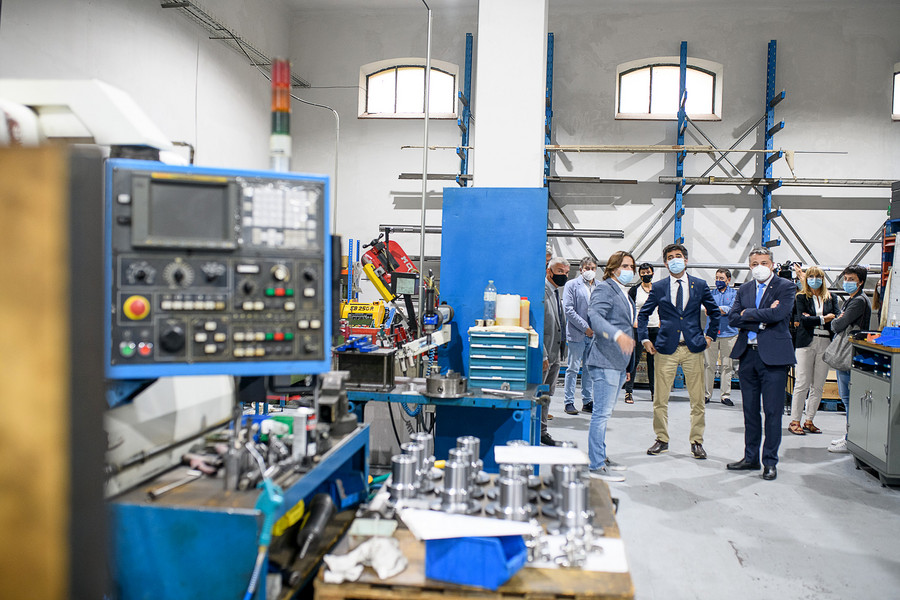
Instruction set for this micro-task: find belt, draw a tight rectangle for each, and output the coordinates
[677,342,688,347]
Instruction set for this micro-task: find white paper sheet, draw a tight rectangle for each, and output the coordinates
[398,508,536,540]
[493,445,589,465]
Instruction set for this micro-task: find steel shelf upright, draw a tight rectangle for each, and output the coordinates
[456,33,474,187]
[674,41,688,245]
[544,32,555,185]
[762,40,786,248]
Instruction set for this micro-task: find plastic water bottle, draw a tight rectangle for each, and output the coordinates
[483,280,497,321]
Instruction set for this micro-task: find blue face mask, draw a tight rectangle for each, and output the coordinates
[667,257,686,274]
[715,280,727,291]
[843,281,858,295]
[807,277,823,290]
[617,269,635,285]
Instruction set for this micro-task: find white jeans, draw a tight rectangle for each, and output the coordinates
[790,336,830,422]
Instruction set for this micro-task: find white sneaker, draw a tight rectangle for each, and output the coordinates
[590,464,625,482]
[829,437,844,446]
[828,438,849,453]
[606,459,627,472]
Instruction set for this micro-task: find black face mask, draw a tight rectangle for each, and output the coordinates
[641,274,653,283]
[551,273,568,287]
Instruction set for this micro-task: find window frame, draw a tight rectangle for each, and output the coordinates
[358,58,458,119]
[893,63,900,121]
[615,56,723,121]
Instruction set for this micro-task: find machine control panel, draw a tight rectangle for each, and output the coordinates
[106,159,331,379]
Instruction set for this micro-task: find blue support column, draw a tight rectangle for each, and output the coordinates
[456,33,473,187]
[762,40,784,248]
[544,32,554,185]
[674,41,687,245]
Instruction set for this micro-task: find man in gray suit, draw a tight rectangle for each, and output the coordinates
[562,256,597,415]
[585,251,637,481]
[542,256,569,445]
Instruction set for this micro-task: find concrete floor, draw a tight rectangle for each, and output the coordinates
[545,384,900,600]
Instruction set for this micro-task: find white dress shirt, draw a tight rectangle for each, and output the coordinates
[669,274,690,307]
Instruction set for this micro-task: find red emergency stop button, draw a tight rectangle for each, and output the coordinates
[123,295,150,320]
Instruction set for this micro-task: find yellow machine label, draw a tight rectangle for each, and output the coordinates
[340,301,386,327]
[272,499,305,537]
[150,172,229,183]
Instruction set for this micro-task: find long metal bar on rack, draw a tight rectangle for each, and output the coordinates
[658,176,894,188]
[378,223,623,239]
[399,173,639,184]
[684,116,751,180]
[674,41,688,245]
[160,1,310,87]
[847,223,887,268]
[682,115,765,196]
[456,33,473,187]
[628,198,676,257]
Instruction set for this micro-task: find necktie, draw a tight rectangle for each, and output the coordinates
[676,279,684,312]
[748,282,766,343]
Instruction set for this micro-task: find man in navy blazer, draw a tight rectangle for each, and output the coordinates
[637,243,719,459]
[726,247,796,481]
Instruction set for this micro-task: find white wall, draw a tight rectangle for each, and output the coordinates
[289,1,900,285]
[0,0,293,170]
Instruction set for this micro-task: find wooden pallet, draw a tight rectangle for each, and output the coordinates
[314,481,634,600]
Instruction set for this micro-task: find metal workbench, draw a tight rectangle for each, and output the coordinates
[110,424,370,599]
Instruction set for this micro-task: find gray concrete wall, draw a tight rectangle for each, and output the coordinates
[289,2,900,289]
[0,0,293,170]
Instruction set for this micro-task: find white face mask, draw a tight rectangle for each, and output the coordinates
[582,269,596,282]
[751,265,772,282]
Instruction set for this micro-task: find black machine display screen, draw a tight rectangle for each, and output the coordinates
[149,181,229,243]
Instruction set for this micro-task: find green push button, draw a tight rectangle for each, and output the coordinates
[285,332,294,341]
[265,288,275,297]
[285,289,294,297]
[265,333,274,341]
[119,341,136,358]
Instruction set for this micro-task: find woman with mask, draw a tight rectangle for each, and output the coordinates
[827,265,871,453]
[625,263,659,403]
[584,251,636,481]
[789,266,837,435]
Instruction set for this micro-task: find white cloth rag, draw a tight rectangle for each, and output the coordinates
[323,536,407,584]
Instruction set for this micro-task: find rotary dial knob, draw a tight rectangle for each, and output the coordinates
[163,261,195,288]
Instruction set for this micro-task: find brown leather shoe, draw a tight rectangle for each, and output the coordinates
[647,439,669,455]
[803,421,822,434]
[691,442,707,459]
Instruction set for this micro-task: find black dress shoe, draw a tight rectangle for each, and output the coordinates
[721,398,735,407]
[647,439,669,455]
[564,404,578,415]
[582,402,593,413]
[704,396,710,404]
[762,465,777,480]
[727,458,762,471]
[691,442,707,459]
[541,433,557,446]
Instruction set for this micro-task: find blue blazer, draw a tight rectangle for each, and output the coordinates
[585,278,636,371]
[563,276,594,343]
[729,275,796,366]
[637,275,720,354]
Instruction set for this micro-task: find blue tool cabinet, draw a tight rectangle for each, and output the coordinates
[468,330,530,391]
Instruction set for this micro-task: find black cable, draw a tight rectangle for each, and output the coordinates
[386,402,403,452]
[424,411,435,434]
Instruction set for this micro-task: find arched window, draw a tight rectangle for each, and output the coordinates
[893,64,900,120]
[615,57,723,120]
[359,58,458,119]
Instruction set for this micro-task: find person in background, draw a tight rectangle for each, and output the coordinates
[625,263,658,404]
[638,244,719,459]
[827,264,871,454]
[789,266,837,436]
[562,257,598,415]
[705,268,738,407]
[542,257,570,445]
[585,251,636,482]
[726,247,796,481]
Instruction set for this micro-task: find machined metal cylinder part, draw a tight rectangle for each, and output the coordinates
[388,454,418,502]
[558,479,592,532]
[401,441,433,494]
[447,447,473,489]
[435,459,479,514]
[409,432,435,464]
